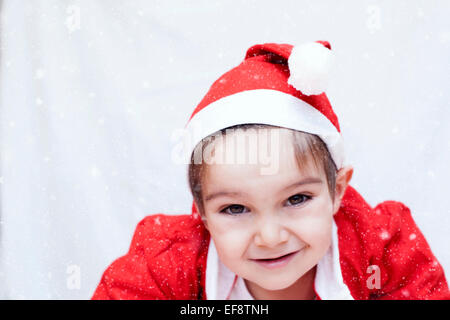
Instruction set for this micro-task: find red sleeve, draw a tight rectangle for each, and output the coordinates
[91,213,209,300]
[91,215,169,300]
[369,201,450,300]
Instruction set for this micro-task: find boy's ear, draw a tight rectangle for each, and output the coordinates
[332,165,354,214]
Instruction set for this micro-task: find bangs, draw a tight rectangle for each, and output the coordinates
[188,124,337,216]
[291,130,337,200]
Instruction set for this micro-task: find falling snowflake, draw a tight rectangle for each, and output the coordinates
[401,289,410,298]
[65,5,81,34]
[416,8,425,19]
[35,68,45,79]
[138,197,147,204]
[91,166,101,178]
[366,5,382,34]
[380,230,390,240]
[439,31,450,44]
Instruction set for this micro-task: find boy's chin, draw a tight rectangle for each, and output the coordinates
[248,271,307,291]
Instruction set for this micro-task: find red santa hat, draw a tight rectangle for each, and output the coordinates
[182,40,345,174]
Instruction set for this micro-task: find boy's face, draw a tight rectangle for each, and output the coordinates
[201,128,352,292]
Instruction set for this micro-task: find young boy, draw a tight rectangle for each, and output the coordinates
[92,41,450,300]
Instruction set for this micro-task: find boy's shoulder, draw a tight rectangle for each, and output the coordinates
[335,185,412,242]
[335,185,449,299]
[128,212,211,273]
[335,185,426,259]
[129,213,210,254]
[92,213,210,300]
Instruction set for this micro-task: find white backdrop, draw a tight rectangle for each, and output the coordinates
[0,0,449,299]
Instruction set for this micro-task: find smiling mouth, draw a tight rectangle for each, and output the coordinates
[251,250,301,269]
[254,250,299,261]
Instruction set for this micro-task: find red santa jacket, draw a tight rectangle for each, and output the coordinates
[91,185,450,300]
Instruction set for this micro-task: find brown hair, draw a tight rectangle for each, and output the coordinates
[188,124,337,216]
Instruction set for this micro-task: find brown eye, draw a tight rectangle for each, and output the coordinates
[287,194,311,206]
[221,204,247,215]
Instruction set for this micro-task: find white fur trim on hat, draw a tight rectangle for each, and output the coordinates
[180,89,345,169]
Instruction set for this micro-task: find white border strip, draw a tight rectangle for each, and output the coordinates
[183,89,345,169]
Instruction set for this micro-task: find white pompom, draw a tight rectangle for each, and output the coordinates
[287,42,334,96]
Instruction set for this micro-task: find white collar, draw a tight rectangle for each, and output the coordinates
[205,218,354,300]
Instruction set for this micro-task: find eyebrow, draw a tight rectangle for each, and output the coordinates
[282,177,323,191]
[204,177,323,203]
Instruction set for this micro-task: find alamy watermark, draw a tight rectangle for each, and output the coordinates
[66,264,81,290]
[65,5,81,34]
[171,124,284,175]
[366,265,381,290]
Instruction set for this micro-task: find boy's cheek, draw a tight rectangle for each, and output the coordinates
[212,233,251,259]
[206,216,257,237]
[294,216,333,240]
[306,225,333,255]
[207,220,245,236]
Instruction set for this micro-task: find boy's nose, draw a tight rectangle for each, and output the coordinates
[254,215,289,248]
